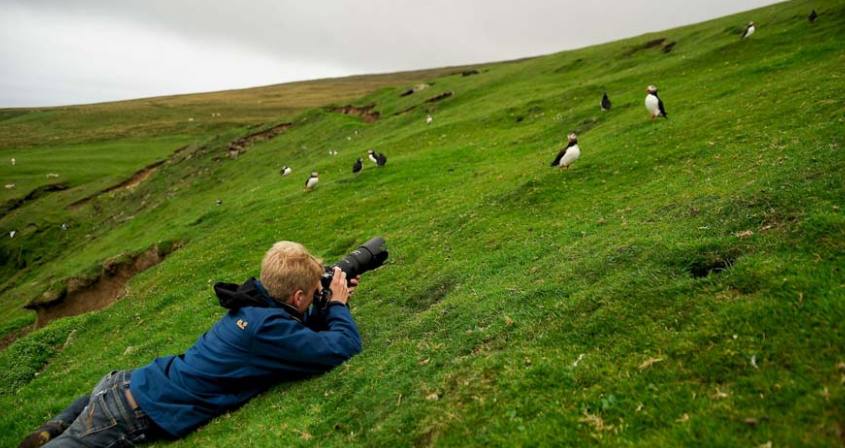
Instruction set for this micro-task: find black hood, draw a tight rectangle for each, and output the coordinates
[214,277,276,310]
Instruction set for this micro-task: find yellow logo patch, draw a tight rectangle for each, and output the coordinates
[236,319,248,330]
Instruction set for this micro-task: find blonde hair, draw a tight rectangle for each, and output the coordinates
[260,241,323,303]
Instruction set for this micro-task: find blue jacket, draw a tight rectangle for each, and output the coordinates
[130,278,362,437]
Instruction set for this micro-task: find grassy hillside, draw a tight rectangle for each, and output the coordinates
[1,0,844,446]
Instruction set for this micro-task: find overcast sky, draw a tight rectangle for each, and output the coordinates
[1,0,780,108]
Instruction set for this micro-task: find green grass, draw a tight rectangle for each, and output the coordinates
[1,0,844,446]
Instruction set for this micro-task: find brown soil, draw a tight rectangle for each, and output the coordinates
[1,183,69,218]
[226,122,293,159]
[394,91,455,116]
[425,91,454,103]
[24,243,181,328]
[623,37,675,56]
[330,104,380,123]
[0,324,32,351]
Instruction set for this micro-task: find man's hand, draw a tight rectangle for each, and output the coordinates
[329,267,349,305]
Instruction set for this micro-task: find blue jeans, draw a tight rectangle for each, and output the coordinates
[43,370,159,447]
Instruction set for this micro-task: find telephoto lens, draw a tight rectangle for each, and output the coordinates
[316,237,389,307]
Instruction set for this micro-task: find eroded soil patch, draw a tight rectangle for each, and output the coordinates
[1,183,69,217]
[623,37,676,56]
[24,242,182,328]
[330,104,380,123]
[394,91,455,116]
[227,122,292,159]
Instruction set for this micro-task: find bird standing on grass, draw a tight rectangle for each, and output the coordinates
[280,165,292,176]
[426,114,433,125]
[550,133,581,170]
[742,21,756,39]
[601,93,612,112]
[10,158,15,166]
[376,152,387,167]
[352,158,363,174]
[808,10,818,23]
[367,149,379,164]
[645,85,668,119]
[305,172,319,190]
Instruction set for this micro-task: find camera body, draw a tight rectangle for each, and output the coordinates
[314,237,388,309]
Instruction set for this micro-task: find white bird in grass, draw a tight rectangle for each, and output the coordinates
[9,230,16,238]
[645,85,668,119]
[10,158,15,166]
[367,149,379,164]
[280,165,292,176]
[550,133,581,170]
[305,172,319,190]
[426,114,433,125]
[742,21,756,39]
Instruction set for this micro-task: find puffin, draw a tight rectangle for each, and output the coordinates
[9,230,15,239]
[645,85,668,119]
[61,223,69,231]
[426,114,433,125]
[601,93,612,112]
[305,172,319,190]
[216,199,223,206]
[742,21,756,39]
[550,133,581,170]
[376,152,387,167]
[10,158,15,166]
[280,165,292,176]
[367,149,379,164]
[808,10,818,23]
[352,158,363,174]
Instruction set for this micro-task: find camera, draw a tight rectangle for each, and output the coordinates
[315,236,388,308]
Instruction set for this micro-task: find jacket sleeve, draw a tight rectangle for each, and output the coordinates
[250,305,362,375]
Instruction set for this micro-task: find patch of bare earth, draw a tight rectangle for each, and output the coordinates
[24,242,181,328]
[67,149,184,210]
[395,91,455,116]
[330,103,380,123]
[1,183,69,217]
[226,122,293,159]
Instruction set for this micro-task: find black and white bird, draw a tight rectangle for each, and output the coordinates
[280,165,292,176]
[601,93,612,112]
[352,158,363,174]
[376,152,387,167]
[426,114,433,125]
[367,149,379,164]
[550,133,581,170]
[9,230,15,239]
[216,199,223,206]
[61,223,69,231]
[305,172,319,190]
[742,21,756,39]
[808,10,818,23]
[645,85,668,119]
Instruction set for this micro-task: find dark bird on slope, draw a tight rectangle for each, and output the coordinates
[305,172,319,190]
[550,133,581,169]
[742,21,756,39]
[808,10,818,23]
[352,158,363,174]
[645,85,667,119]
[601,93,612,112]
[376,152,387,167]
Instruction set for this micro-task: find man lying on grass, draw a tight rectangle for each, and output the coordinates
[21,241,362,448]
